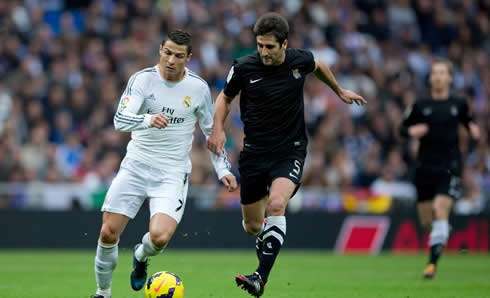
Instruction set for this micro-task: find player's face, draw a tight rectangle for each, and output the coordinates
[256,35,287,66]
[430,63,452,91]
[159,41,192,81]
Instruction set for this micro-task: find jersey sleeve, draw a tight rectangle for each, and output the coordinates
[399,101,423,137]
[196,86,232,180]
[458,98,473,129]
[113,73,152,132]
[223,60,242,98]
[297,49,316,74]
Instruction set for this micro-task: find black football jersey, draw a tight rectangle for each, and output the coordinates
[400,96,473,169]
[224,48,316,153]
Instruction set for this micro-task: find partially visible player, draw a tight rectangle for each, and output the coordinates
[208,13,366,297]
[91,30,237,298]
[400,58,480,279]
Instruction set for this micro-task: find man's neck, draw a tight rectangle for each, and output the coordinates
[431,88,450,101]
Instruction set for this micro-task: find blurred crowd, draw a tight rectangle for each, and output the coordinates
[0,0,489,213]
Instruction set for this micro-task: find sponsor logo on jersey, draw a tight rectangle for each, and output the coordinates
[119,97,130,111]
[451,105,458,116]
[183,96,191,108]
[168,116,185,124]
[292,68,301,79]
[120,97,130,106]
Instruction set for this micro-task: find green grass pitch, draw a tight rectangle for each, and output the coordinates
[0,249,488,298]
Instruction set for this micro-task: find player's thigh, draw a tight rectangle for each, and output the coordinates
[102,164,147,219]
[148,172,188,224]
[417,201,433,229]
[148,213,178,248]
[267,177,298,216]
[100,211,131,244]
[433,194,453,220]
[269,155,305,197]
[433,171,459,219]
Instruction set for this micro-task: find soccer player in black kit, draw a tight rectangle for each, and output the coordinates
[208,13,366,297]
[400,58,480,279]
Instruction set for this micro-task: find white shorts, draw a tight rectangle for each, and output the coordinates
[102,158,189,223]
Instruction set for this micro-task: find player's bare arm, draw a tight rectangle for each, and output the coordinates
[313,59,367,105]
[208,91,234,156]
[468,122,480,140]
[150,113,169,129]
[408,123,429,138]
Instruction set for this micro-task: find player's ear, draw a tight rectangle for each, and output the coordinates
[159,44,164,56]
[186,53,192,63]
[282,39,288,49]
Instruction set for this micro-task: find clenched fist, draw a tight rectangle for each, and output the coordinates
[221,174,238,192]
[151,113,169,129]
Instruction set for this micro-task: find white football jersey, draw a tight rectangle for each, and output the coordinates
[114,65,231,179]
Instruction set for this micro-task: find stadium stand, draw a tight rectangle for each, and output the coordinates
[0,0,488,214]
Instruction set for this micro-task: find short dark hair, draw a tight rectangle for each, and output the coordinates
[161,30,192,55]
[253,13,289,44]
[431,57,453,75]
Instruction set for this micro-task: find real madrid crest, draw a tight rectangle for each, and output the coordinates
[183,96,191,108]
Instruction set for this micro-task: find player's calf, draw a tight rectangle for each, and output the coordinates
[252,219,267,260]
[94,241,117,298]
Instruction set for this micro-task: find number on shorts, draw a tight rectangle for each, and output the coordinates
[289,160,301,180]
[448,176,461,198]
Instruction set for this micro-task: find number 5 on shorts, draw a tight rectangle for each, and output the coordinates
[289,160,301,180]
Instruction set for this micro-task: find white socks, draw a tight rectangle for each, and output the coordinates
[429,219,449,246]
[135,232,165,262]
[94,241,118,294]
[96,288,111,298]
[262,216,286,245]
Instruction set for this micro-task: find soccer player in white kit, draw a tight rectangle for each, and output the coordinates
[91,30,237,298]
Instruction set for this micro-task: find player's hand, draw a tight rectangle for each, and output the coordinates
[408,124,429,138]
[208,129,227,156]
[469,122,480,140]
[338,89,367,105]
[220,174,237,192]
[151,113,168,129]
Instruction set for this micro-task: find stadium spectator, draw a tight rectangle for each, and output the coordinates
[0,0,488,214]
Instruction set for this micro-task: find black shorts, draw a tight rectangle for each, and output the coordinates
[414,165,462,202]
[238,144,306,205]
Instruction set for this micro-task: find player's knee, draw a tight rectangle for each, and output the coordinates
[99,224,119,244]
[149,230,173,249]
[433,203,450,219]
[421,221,432,231]
[243,220,263,236]
[266,196,287,215]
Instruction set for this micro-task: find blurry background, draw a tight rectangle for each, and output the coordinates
[0,0,489,251]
